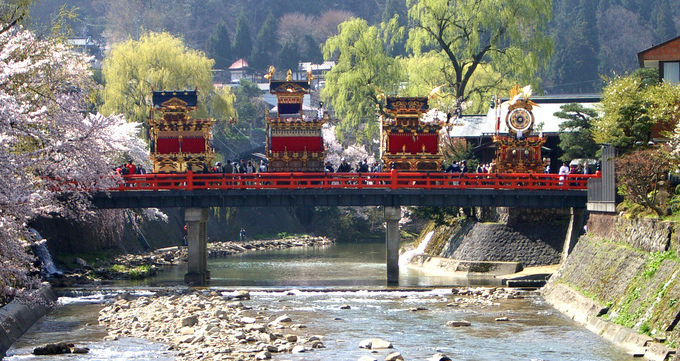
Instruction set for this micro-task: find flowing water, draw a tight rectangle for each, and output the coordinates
[6,242,634,360]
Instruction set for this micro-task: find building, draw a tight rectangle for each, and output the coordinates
[638,35,680,84]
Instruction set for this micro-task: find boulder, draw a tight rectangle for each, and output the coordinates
[33,342,74,355]
[255,350,271,360]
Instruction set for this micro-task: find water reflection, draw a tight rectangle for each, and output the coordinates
[122,242,503,288]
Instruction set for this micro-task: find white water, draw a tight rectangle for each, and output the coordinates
[29,228,61,275]
[399,230,435,267]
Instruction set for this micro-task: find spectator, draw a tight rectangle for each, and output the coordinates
[125,160,135,175]
[337,158,351,172]
[325,161,335,173]
[239,228,246,242]
[259,160,268,173]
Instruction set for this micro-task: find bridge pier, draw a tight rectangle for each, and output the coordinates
[385,206,401,285]
[184,208,210,285]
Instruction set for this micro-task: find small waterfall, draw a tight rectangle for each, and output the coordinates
[29,228,61,276]
[399,230,435,267]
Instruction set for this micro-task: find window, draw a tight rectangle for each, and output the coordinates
[663,62,680,84]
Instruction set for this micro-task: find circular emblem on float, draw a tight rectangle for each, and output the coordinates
[506,107,533,134]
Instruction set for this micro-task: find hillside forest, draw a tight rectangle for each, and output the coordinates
[28,0,679,95]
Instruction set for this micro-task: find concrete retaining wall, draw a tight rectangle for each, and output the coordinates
[0,284,57,358]
[544,214,680,358]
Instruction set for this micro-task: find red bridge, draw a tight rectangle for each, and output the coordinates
[92,170,599,286]
[113,170,594,191]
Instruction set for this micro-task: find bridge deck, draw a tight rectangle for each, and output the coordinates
[91,171,594,209]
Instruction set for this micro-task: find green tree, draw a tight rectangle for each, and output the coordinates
[251,12,278,72]
[206,22,233,70]
[382,0,408,57]
[233,12,252,61]
[303,35,323,64]
[278,41,300,73]
[100,32,236,136]
[548,0,601,93]
[651,0,677,43]
[1,0,32,34]
[407,0,552,107]
[555,103,600,162]
[593,68,678,154]
[321,18,404,148]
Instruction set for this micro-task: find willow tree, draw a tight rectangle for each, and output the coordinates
[321,18,404,148]
[100,31,236,138]
[407,0,553,106]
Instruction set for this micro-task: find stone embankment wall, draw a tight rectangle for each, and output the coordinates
[411,208,572,268]
[543,213,680,359]
[0,284,57,358]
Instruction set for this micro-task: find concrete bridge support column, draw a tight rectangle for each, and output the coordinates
[562,207,586,263]
[384,206,401,285]
[184,208,210,285]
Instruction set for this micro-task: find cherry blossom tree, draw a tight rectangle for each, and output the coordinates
[0,24,147,303]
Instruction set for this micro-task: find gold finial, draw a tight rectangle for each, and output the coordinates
[264,66,275,81]
[286,69,293,81]
[307,68,315,83]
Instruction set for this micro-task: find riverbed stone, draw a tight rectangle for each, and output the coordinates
[446,320,471,327]
[360,338,393,349]
[385,352,404,361]
[178,316,198,327]
[273,314,292,323]
[429,353,452,361]
[291,345,307,353]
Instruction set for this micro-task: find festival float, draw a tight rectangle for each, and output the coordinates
[380,97,445,171]
[264,67,327,171]
[493,85,546,173]
[148,90,216,173]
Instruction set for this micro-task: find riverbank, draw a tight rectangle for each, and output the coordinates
[48,236,332,287]
[543,214,680,360]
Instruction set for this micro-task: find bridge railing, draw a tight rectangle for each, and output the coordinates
[111,171,598,191]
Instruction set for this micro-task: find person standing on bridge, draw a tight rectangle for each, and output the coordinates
[337,158,351,172]
[559,162,570,185]
[125,160,135,175]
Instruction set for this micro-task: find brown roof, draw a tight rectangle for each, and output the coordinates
[637,35,680,67]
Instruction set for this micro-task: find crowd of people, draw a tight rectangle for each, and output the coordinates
[115,160,146,175]
[209,159,267,174]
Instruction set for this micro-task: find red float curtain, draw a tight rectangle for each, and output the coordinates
[157,138,180,153]
[388,133,438,154]
[181,137,206,153]
[270,136,323,152]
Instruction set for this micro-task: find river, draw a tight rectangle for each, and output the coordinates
[6,242,634,360]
